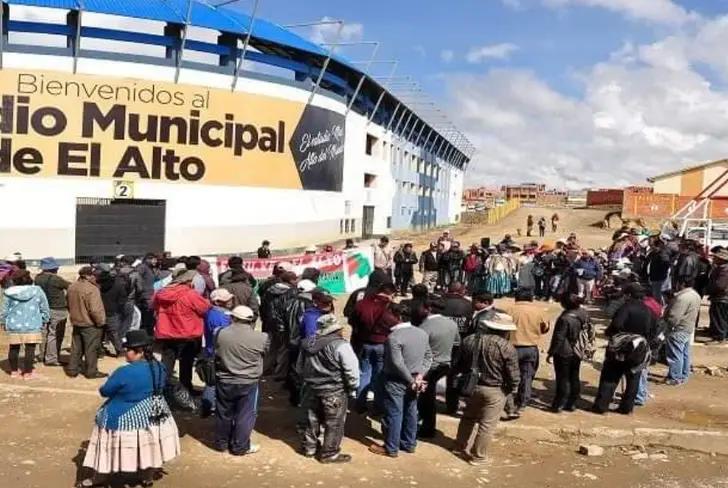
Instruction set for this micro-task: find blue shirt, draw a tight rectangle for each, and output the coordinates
[301,308,323,340]
[96,360,167,431]
[204,306,232,356]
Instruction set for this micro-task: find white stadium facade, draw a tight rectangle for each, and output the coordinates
[0,0,472,263]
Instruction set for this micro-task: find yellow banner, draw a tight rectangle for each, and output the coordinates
[0,69,346,191]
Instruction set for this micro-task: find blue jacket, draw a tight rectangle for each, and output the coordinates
[301,308,324,341]
[96,360,168,431]
[1,285,50,334]
[203,306,232,357]
[574,258,601,281]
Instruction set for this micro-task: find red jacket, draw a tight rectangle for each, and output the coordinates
[353,294,400,345]
[153,284,211,340]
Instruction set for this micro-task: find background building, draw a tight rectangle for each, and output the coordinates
[0,0,471,262]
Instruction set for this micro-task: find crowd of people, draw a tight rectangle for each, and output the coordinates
[1,222,726,485]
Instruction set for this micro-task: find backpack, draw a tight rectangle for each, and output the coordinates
[570,312,596,361]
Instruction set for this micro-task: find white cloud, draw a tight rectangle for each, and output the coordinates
[309,16,364,45]
[413,45,427,58]
[542,0,698,25]
[466,43,519,63]
[441,49,455,63]
[449,15,728,190]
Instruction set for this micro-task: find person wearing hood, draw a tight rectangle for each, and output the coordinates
[67,267,107,379]
[97,268,130,357]
[296,314,359,463]
[219,256,257,288]
[192,258,216,299]
[1,269,50,379]
[214,306,270,456]
[263,271,298,382]
[153,269,211,391]
[453,313,520,466]
[221,266,259,318]
[34,257,70,366]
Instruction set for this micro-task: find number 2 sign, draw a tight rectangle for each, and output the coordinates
[113,180,135,199]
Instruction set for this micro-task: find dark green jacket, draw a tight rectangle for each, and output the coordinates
[34,272,70,309]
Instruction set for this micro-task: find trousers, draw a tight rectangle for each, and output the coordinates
[297,389,349,459]
[8,343,36,372]
[665,334,691,383]
[356,343,385,412]
[67,326,103,377]
[42,308,67,365]
[214,382,259,454]
[551,355,581,410]
[422,271,439,293]
[505,346,538,413]
[593,356,641,414]
[454,386,507,460]
[417,363,450,436]
[159,339,200,391]
[709,301,728,341]
[381,379,418,455]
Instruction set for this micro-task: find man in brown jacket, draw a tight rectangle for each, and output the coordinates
[66,266,107,379]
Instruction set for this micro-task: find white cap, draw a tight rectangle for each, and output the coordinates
[297,279,317,292]
[210,288,234,303]
[231,306,255,322]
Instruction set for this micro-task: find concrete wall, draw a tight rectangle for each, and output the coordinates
[587,189,624,207]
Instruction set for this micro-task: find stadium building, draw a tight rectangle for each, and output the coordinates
[0,0,471,262]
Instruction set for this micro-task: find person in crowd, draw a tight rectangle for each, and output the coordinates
[517,248,536,292]
[373,237,394,279]
[343,269,390,333]
[707,248,728,343]
[547,294,589,412]
[1,269,49,379]
[537,217,547,237]
[440,282,473,413]
[258,240,272,259]
[647,238,672,307]
[399,284,430,321]
[190,258,215,298]
[532,245,551,300]
[97,268,129,357]
[153,270,211,391]
[258,262,293,332]
[113,255,138,340]
[262,271,298,382]
[299,288,335,342]
[35,256,70,366]
[484,247,513,298]
[78,330,179,488]
[503,288,550,418]
[200,288,235,418]
[438,230,453,252]
[419,242,441,293]
[135,253,158,334]
[463,244,483,293]
[283,279,317,406]
[452,313,519,466]
[664,279,701,385]
[214,306,269,455]
[573,249,601,304]
[219,256,256,288]
[221,264,259,316]
[526,215,534,237]
[369,302,432,458]
[394,243,418,296]
[296,314,359,464]
[592,283,656,415]
[442,241,465,289]
[344,239,357,250]
[551,213,560,233]
[352,280,400,414]
[414,300,460,438]
[674,241,699,290]
[67,267,107,379]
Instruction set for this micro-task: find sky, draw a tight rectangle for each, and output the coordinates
[224,0,728,190]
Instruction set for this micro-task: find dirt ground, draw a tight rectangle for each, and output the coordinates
[3,208,728,487]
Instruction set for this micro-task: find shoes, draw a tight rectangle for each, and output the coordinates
[368,444,398,458]
[22,372,38,380]
[664,379,682,386]
[400,446,416,454]
[65,371,79,378]
[230,444,260,456]
[319,453,352,464]
[9,370,21,379]
[417,430,435,439]
[549,406,562,414]
[300,450,316,458]
[468,457,490,467]
[85,372,109,379]
[44,362,62,367]
[503,411,520,421]
[563,405,576,412]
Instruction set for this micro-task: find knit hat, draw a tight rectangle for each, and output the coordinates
[316,313,343,336]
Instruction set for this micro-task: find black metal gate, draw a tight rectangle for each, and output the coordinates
[75,198,166,263]
[362,205,375,239]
